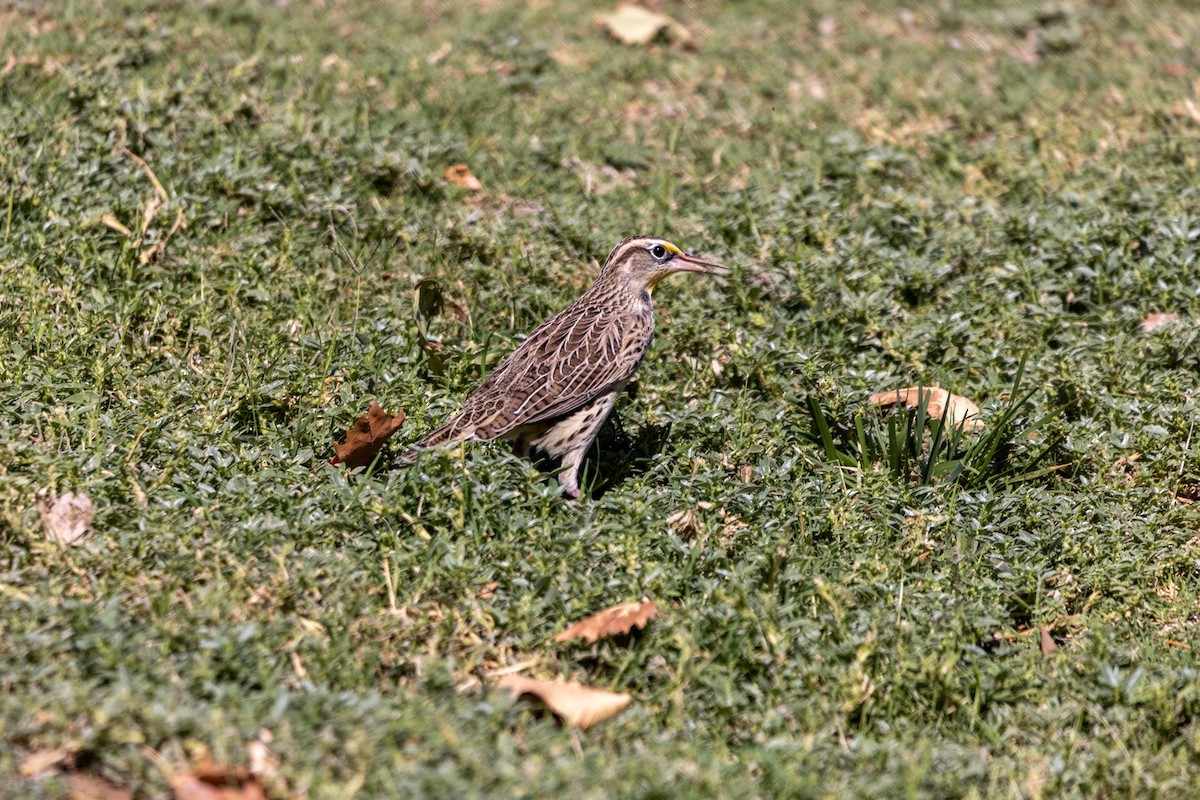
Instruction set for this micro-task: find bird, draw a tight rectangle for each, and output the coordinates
[397,235,729,498]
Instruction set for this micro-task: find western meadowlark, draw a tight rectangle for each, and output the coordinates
[398,236,728,498]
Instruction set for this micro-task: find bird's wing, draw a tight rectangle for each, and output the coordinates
[419,297,641,446]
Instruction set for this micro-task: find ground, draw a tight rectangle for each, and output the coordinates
[2,1,1200,797]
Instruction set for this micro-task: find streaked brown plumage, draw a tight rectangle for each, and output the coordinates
[398,236,728,498]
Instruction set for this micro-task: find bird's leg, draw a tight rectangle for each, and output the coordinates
[557,452,585,500]
[540,392,619,500]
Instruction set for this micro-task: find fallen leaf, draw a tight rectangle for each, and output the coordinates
[37,492,95,546]
[18,748,71,776]
[246,735,277,781]
[554,599,657,644]
[597,5,667,44]
[1039,626,1058,658]
[171,765,267,800]
[330,402,406,469]
[426,42,452,65]
[443,163,482,191]
[497,675,631,730]
[868,387,984,430]
[1168,98,1200,122]
[666,507,702,537]
[477,581,500,599]
[1141,312,1179,332]
[597,4,694,48]
[297,617,328,638]
[68,772,134,800]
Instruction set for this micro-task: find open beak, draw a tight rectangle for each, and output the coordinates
[672,251,730,276]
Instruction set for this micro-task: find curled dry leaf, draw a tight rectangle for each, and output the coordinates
[246,737,278,781]
[171,765,267,800]
[37,492,95,546]
[1039,626,1058,658]
[18,748,72,777]
[666,507,702,537]
[554,599,657,644]
[597,4,694,48]
[1168,98,1200,123]
[1141,312,1179,332]
[18,746,133,799]
[497,675,631,730]
[443,163,483,191]
[330,402,406,469]
[868,387,984,430]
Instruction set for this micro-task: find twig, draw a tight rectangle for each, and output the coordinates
[121,146,169,204]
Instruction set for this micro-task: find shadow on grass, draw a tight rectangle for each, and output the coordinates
[525,410,673,500]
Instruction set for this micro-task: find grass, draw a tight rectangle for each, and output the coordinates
[2,0,1200,797]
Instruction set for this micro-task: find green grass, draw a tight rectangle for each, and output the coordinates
[3,0,1200,797]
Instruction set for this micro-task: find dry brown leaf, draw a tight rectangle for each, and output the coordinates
[330,402,406,469]
[868,387,984,430]
[554,599,657,644]
[497,675,631,730]
[1169,98,1200,122]
[666,507,702,537]
[597,4,694,48]
[68,772,134,800]
[1039,626,1058,658]
[18,748,72,776]
[37,492,95,546]
[1141,312,1179,332]
[598,5,668,45]
[246,738,277,781]
[171,766,267,800]
[443,163,483,191]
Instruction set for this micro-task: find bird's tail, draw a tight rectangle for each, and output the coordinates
[392,420,470,468]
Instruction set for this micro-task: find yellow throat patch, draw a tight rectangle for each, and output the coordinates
[646,241,684,295]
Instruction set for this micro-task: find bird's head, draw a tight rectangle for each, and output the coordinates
[599,236,729,294]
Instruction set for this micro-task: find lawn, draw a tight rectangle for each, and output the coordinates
[3,0,1200,797]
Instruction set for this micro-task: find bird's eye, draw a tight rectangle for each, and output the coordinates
[650,245,668,260]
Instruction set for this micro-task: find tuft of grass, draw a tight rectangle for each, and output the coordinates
[808,362,1068,488]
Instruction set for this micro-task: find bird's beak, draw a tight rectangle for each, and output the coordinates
[672,251,730,276]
